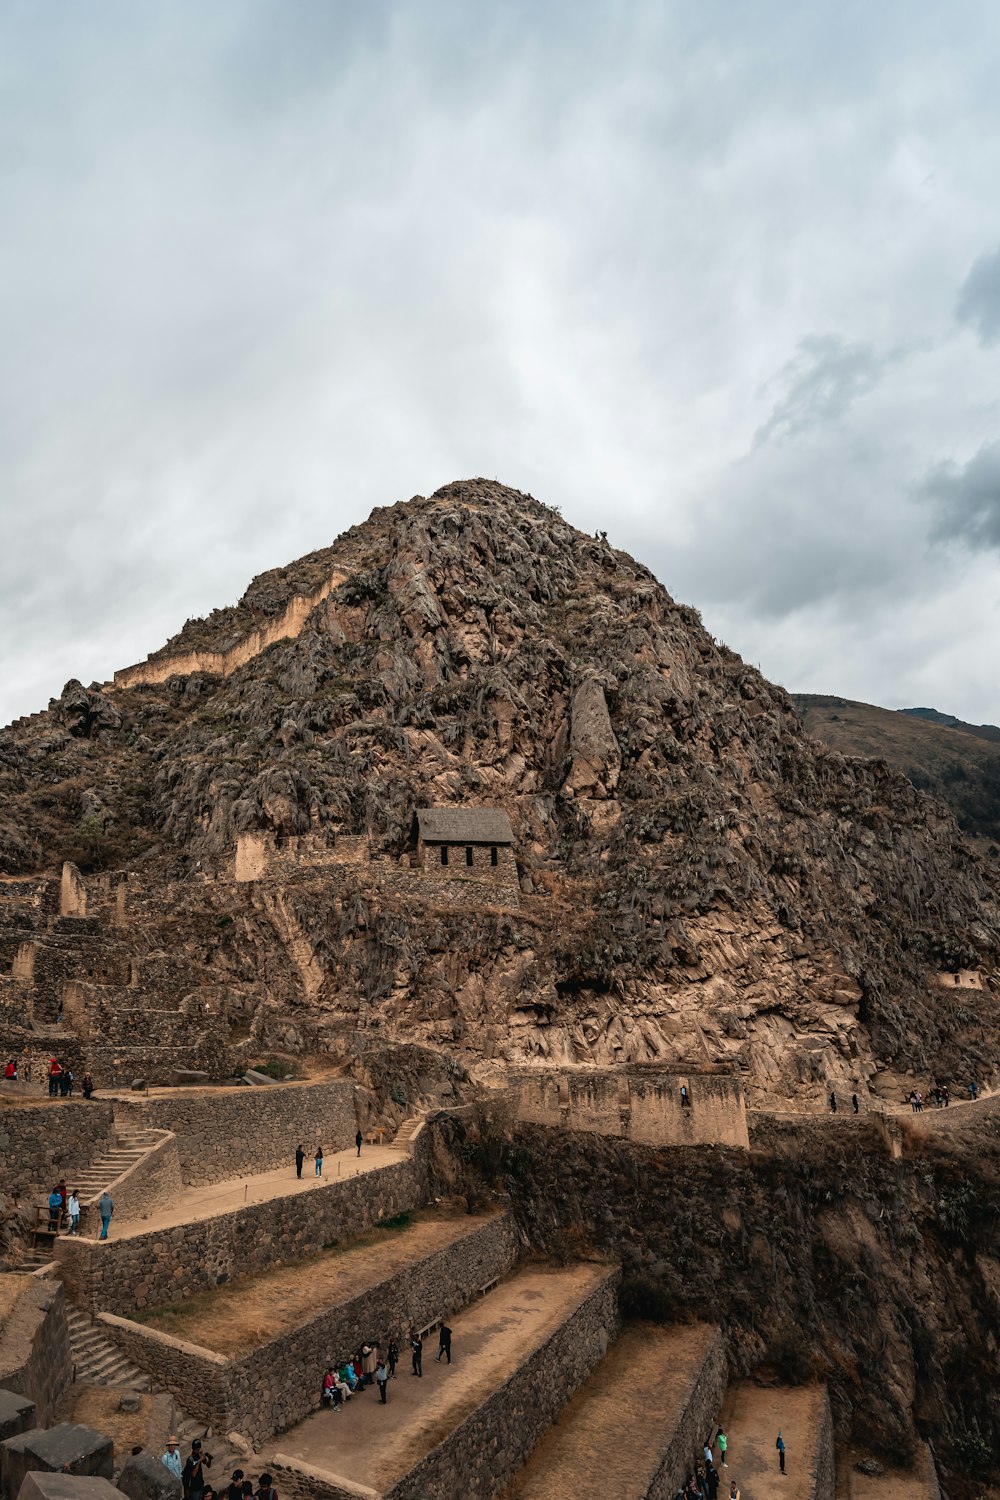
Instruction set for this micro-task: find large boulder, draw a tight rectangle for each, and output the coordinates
[0,1392,34,1447]
[0,1424,112,1500]
[115,1450,182,1500]
[16,1478,121,1500]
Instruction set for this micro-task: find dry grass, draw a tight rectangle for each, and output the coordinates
[61,1386,152,1457]
[0,1273,30,1328]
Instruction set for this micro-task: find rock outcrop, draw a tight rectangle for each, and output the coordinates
[1,480,998,1105]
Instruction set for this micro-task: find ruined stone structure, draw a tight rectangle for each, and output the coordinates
[511,1065,750,1149]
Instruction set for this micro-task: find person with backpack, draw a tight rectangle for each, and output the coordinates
[182,1439,211,1497]
[776,1430,786,1473]
[314,1145,323,1178]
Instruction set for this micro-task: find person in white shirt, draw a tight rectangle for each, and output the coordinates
[67,1191,81,1235]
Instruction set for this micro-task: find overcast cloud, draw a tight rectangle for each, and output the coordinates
[3,1,1000,725]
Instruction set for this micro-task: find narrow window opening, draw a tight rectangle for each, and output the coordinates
[490,847,498,867]
[440,846,448,866]
[466,846,474,867]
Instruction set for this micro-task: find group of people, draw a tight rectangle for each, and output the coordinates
[675,1427,786,1499]
[2,1056,95,1098]
[46,1180,80,1234]
[907,1082,974,1110]
[320,1324,453,1412]
[161,1437,277,1499]
[294,1131,365,1179]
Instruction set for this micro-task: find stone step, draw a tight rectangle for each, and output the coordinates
[267,1262,619,1500]
[502,1322,726,1499]
[717,1380,834,1500]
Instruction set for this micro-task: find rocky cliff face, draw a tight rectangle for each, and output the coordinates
[2,480,999,1104]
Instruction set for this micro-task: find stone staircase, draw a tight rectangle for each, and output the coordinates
[67,1307,151,1391]
[392,1111,427,1152]
[66,1308,250,1477]
[72,1129,163,1200]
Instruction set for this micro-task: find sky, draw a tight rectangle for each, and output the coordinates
[3,1,1000,726]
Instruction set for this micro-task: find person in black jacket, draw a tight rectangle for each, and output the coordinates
[294,1144,304,1179]
[410,1331,422,1376]
[182,1441,212,1497]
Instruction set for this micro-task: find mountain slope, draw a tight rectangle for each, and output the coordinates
[2,480,999,1104]
[794,694,1000,850]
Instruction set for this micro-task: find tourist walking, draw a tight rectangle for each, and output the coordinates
[388,1338,399,1378]
[356,1129,363,1158]
[969,1080,979,1100]
[717,1428,728,1467]
[295,1144,304,1179]
[777,1430,786,1473]
[436,1323,452,1363]
[314,1145,323,1178]
[98,1189,114,1240]
[410,1331,423,1376]
[162,1438,182,1480]
[829,1091,837,1114]
[82,1072,94,1100]
[67,1190,80,1235]
[377,1357,389,1403]
[851,1094,859,1114]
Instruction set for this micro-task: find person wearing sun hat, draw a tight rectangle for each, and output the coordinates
[162,1437,182,1480]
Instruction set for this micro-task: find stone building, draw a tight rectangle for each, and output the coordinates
[413,807,518,888]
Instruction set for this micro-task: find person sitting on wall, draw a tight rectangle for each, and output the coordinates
[321,1368,340,1410]
[340,1359,358,1393]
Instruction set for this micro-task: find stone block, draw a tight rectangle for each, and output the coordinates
[0,1424,113,1500]
[115,1450,182,1500]
[130,1080,146,1092]
[117,1394,141,1415]
[0,1393,34,1446]
[16,1478,121,1500]
[242,1071,279,1086]
[171,1071,209,1086]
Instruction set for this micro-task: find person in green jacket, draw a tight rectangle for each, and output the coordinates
[717,1428,728,1467]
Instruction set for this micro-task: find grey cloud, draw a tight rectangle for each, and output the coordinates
[755,336,898,446]
[920,441,1000,550]
[956,248,1000,347]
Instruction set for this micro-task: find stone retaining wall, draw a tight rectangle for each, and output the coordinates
[0,1276,71,1425]
[809,1387,835,1500]
[111,1077,359,1185]
[99,1212,521,1447]
[270,1266,622,1500]
[645,1326,727,1499]
[54,1157,425,1315]
[0,1099,115,1206]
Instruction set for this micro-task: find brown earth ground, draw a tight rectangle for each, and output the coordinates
[718,1381,828,1499]
[86,1143,404,1239]
[137,1204,497,1353]
[501,1321,719,1498]
[0,1272,29,1325]
[59,1385,152,1459]
[269,1263,610,1491]
[835,1442,941,1500]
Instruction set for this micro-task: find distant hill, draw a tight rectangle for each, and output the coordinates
[794,694,1000,849]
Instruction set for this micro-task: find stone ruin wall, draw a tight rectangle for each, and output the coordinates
[0,1276,71,1426]
[54,1154,426,1316]
[512,1066,750,1149]
[270,1268,622,1500]
[111,1076,359,1186]
[112,570,347,691]
[98,1212,521,1448]
[0,1098,116,1206]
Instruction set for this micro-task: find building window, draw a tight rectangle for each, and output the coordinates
[490,847,498,867]
[466,846,474,866]
[440,846,448,866]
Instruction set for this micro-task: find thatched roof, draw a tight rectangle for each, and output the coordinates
[415,807,514,845]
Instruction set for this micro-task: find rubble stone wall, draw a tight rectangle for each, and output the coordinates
[0,1275,71,1425]
[0,1098,115,1204]
[55,1157,425,1315]
[110,1076,359,1185]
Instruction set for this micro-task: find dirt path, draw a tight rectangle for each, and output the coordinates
[502,1321,718,1498]
[270,1263,610,1491]
[718,1381,828,1499]
[138,1207,498,1353]
[92,1144,405,1240]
